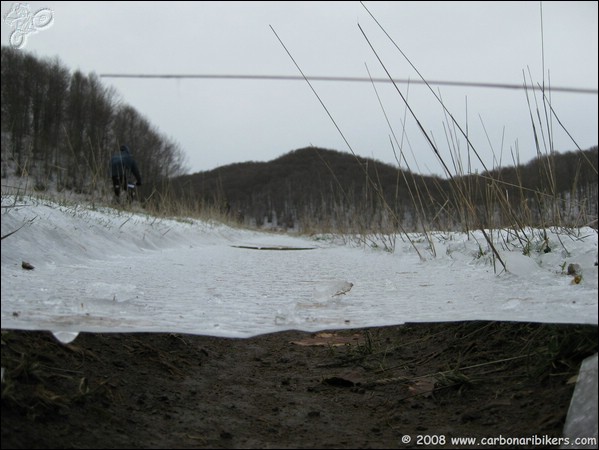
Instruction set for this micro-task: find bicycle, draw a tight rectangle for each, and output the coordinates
[113,182,137,206]
[125,183,137,203]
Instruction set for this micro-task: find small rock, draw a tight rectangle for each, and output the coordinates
[21,261,34,270]
[220,431,233,440]
[567,263,582,276]
[333,281,354,297]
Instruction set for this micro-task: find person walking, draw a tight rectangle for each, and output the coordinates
[110,144,142,201]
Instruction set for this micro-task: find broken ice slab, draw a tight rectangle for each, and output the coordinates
[52,330,80,344]
[561,353,598,449]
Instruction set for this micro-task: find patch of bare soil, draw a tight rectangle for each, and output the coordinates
[1,321,597,449]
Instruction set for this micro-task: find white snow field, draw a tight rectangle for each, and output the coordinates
[2,195,597,341]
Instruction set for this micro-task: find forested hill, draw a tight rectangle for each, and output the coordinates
[1,46,187,193]
[172,146,598,232]
[174,147,440,228]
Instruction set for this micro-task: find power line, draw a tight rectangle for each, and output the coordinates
[98,73,597,94]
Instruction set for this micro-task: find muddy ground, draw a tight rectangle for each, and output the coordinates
[1,321,597,449]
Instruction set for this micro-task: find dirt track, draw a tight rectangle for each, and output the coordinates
[1,321,597,449]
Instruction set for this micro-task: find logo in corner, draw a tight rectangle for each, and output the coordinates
[3,3,54,49]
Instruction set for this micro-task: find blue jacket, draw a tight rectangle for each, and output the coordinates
[110,145,142,184]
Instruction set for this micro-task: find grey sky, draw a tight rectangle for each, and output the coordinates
[2,1,597,176]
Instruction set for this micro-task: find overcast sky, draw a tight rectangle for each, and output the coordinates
[2,1,597,176]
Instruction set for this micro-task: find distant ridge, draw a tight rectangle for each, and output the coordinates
[172,146,598,231]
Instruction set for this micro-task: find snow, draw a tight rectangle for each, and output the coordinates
[2,195,597,340]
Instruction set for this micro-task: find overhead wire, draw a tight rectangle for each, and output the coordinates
[97,73,597,95]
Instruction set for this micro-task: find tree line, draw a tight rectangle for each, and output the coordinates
[1,46,188,196]
[173,146,598,232]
